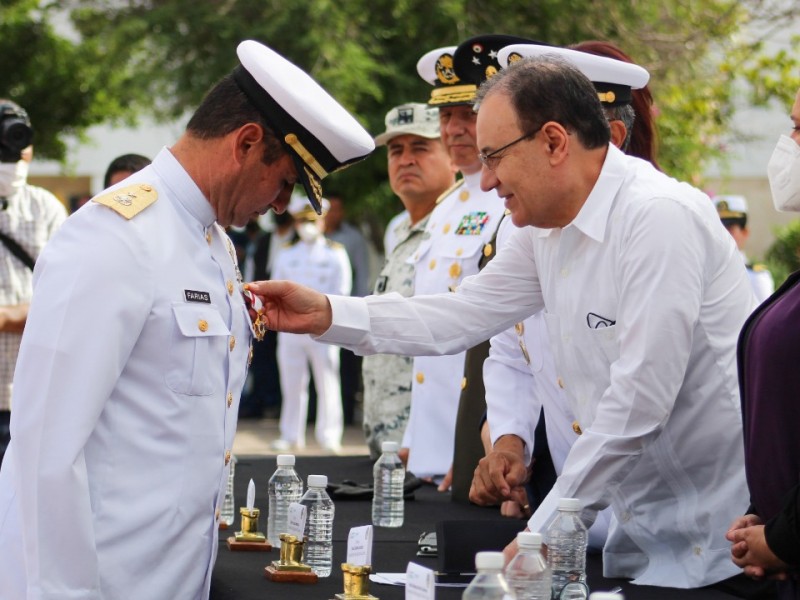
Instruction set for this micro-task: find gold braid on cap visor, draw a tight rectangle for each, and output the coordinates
[429,84,477,105]
[285,134,328,179]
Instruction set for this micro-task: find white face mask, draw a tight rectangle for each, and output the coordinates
[0,160,28,198]
[296,221,322,243]
[767,134,800,212]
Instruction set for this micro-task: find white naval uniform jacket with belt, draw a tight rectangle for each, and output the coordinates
[0,147,252,600]
[402,170,504,478]
[317,145,754,588]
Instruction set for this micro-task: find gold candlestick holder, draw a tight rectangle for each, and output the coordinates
[264,534,319,583]
[333,563,378,599]
[226,507,271,551]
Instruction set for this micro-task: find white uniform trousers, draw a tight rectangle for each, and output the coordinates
[277,332,343,448]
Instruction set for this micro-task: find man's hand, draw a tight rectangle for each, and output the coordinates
[437,466,453,492]
[726,518,790,580]
[245,280,332,336]
[469,435,528,507]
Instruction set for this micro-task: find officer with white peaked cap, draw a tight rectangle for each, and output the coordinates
[272,192,351,453]
[0,40,372,599]
[402,36,532,483]
[713,194,774,303]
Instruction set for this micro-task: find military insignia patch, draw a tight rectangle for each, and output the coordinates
[435,53,460,85]
[455,211,490,235]
[93,183,158,219]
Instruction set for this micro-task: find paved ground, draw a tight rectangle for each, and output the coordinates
[232,417,369,458]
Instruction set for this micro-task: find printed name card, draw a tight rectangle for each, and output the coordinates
[405,562,435,600]
[286,502,307,539]
[346,525,373,566]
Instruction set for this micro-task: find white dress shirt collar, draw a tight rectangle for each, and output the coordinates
[152,146,216,228]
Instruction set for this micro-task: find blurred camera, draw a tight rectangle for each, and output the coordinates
[0,102,33,163]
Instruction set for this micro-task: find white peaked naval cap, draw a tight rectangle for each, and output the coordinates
[234,40,374,214]
[498,44,650,106]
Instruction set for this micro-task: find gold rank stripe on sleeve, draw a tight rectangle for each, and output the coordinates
[435,179,465,205]
[93,183,158,219]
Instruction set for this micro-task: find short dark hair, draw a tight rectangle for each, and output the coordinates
[186,74,284,165]
[476,56,610,150]
[103,153,151,188]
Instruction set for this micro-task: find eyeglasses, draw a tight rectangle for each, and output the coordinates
[478,125,542,170]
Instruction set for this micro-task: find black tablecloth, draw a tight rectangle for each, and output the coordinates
[210,455,761,600]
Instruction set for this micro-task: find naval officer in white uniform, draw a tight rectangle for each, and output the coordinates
[272,195,351,451]
[401,44,506,480]
[0,40,373,600]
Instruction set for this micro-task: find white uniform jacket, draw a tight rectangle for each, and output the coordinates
[0,147,252,599]
[318,145,754,588]
[403,171,504,477]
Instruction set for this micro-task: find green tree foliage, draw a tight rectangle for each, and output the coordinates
[3,0,799,238]
[766,220,800,287]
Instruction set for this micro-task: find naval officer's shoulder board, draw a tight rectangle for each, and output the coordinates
[93,183,158,220]
[435,179,465,205]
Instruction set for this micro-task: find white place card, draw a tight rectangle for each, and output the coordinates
[286,502,307,540]
[346,525,373,566]
[405,561,435,600]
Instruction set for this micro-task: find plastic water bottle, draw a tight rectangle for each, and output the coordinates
[462,551,513,600]
[505,531,551,599]
[372,440,405,527]
[546,498,589,600]
[300,474,335,577]
[266,454,303,545]
[220,454,237,527]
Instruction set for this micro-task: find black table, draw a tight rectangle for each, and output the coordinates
[210,456,764,600]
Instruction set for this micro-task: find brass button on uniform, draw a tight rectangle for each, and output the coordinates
[572,421,582,435]
[443,223,451,234]
[455,248,463,257]
[205,231,212,245]
[226,280,234,295]
[140,184,153,192]
[449,263,461,279]
[461,377,467,390]
[229,336,236,351]
[429,259,437,270]
[483,243,493,257]
[227,392,233,408]
[198,319,209,332]
[515,322,524,335]
[459,189,469,201]
[224,450,231,465]
[557,376,565,389]
[416,372,425,384]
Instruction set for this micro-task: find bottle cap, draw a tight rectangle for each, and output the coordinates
[276,454,296,466]
[308,474,328,488]
[474,551,504,570]
[381,441,400,453]
[589,594,624,600]
[558,497,581,511]
[517,531,543,549]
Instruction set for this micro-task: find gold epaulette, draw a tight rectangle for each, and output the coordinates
[93,183,158,219]
[435,179,465,205]
[326,239,344,250]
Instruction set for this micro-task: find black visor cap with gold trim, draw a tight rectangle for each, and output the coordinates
[449,34,548,105]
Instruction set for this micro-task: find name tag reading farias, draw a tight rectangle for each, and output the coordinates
[184,290,211,303]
